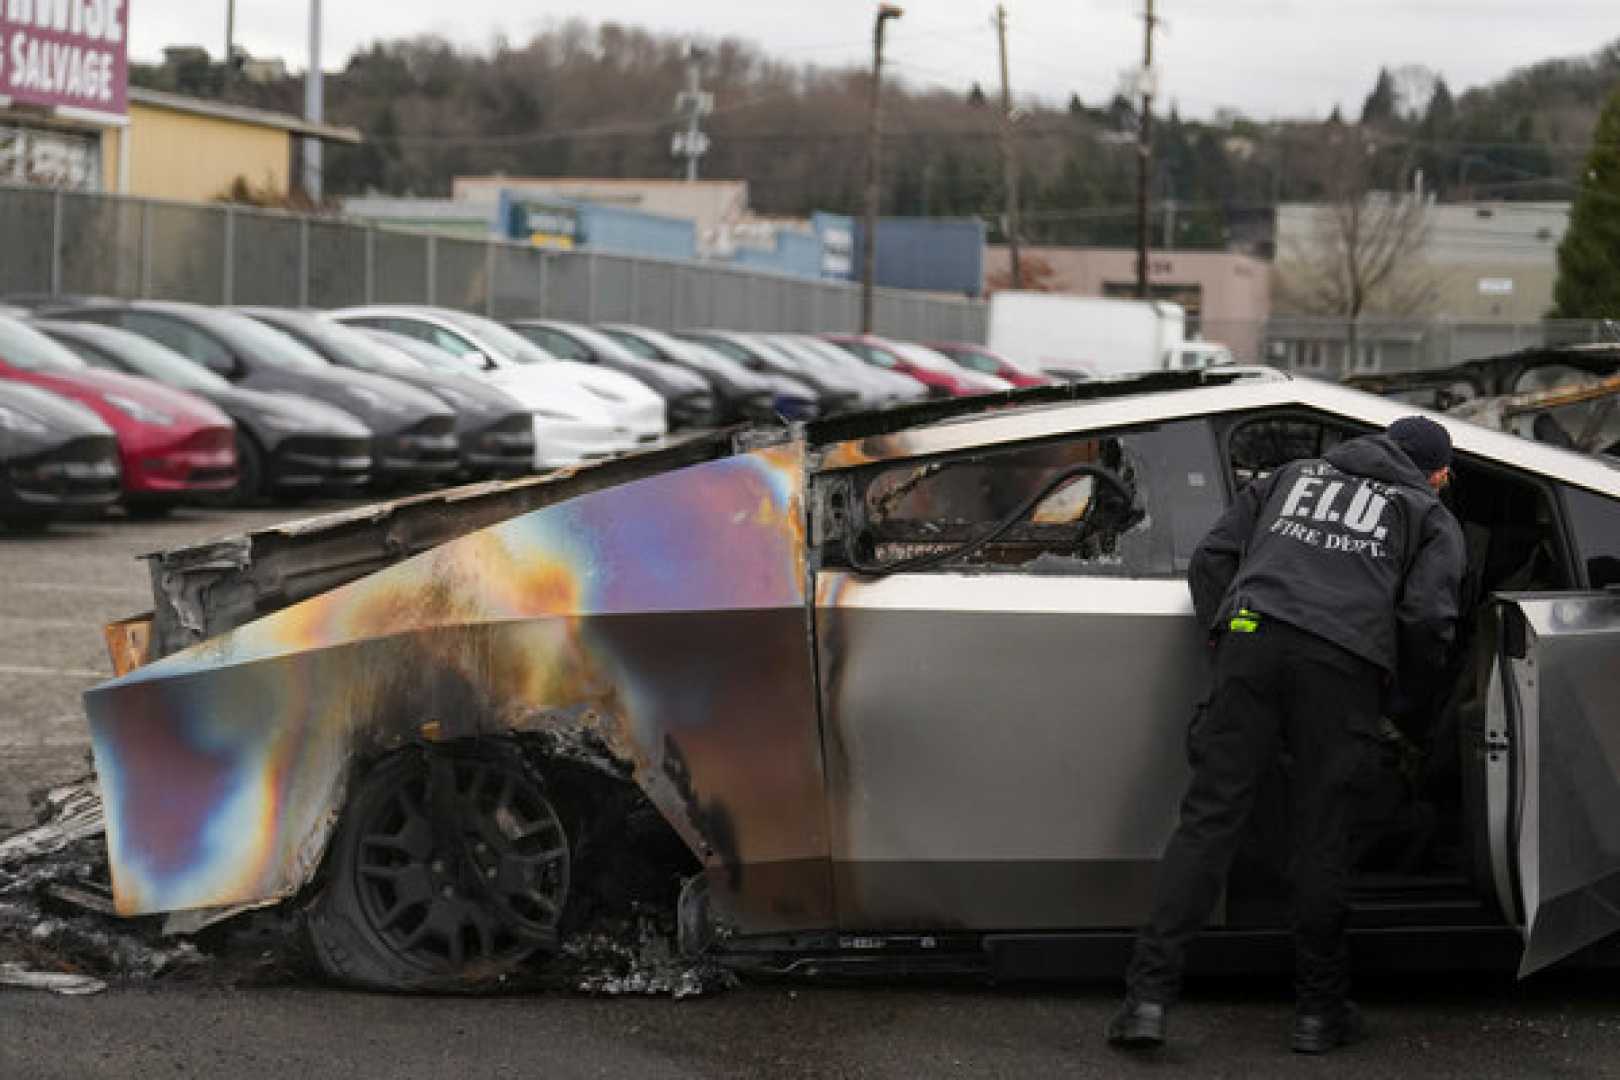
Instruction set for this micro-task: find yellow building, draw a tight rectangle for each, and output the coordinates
[109,89,360,202]
[0,88,359,203]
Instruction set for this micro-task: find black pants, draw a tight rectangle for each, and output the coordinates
[1125,618,1381,1011]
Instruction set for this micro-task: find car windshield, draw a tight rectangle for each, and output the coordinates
[438,311,557,364]
[600,328,663,360]
[509,324,590,361]
[55,326,229,392]
[940,346,1000,375]
[888,341,959,372]
[0,316,88,372]
[841,340,899,369]
[693,336,755,364]
[276,315,426,377]
[182,308,332,372]
[357,330,460,373]
[564,324,641,363]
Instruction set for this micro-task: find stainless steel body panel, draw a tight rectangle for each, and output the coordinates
[816,572,1206,930]
[1496,592,1620,975]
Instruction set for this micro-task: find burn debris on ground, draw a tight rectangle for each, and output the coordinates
[0,772,736,999]
[0,779,208,992]
[558,903,737,999]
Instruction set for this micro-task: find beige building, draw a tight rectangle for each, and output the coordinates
[111,89,360,202]
[984,245,1273,361]
[0,88,359,202]
[1273,200,1569,322]
[452,177,751,254]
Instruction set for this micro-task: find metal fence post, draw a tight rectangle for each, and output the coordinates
[586,253,598,323]
[426,234,438,305]
[221,206,236,304]
[139,200,153,299]
[50,189,64,296]
[538,250,549,317]
[485,241,497,316]
[364,226,376,302]
[298,216,311,308]
[628,258,640,323]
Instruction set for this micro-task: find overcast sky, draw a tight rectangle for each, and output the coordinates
[131,2,1619,121]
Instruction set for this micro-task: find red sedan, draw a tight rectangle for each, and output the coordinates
[927,340,1054,388]
[0,316,235,510]
[821,334,1013,398]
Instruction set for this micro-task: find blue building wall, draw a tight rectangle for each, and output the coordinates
[731,228,825,278]
[855,217,986,296]
[495,189,697,260]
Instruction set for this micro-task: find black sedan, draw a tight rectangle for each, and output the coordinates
[680,329,866,416]
[0,381,120,529]
[36,319,373,503]
[597,324,818,423]
[506,320,717,429]
[240,308,535,479]
[47,302,461,489]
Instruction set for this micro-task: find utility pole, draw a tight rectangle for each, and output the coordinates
[1135,0,1158,300]
[861,4,903,334]
[224,0,235,86]
[303,0,323,202]
[995,4,1023,290]
[672,46,713,183]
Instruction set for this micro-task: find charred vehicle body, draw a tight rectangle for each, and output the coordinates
[84,371,1620,990]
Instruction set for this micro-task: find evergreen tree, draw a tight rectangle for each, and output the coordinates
[1361,67,1397,125]
[1553,85,1620,317]
[1068,92,1084,116]
[967,82,987,107]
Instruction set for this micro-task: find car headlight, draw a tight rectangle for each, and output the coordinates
[257,411,309,433]
[0,405,49,437]
[102,393,174,426]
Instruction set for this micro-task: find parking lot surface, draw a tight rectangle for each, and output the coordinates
[0,504,355,832]
[6,502,1620,1077]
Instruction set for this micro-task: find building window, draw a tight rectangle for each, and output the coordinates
[0,123,101,190]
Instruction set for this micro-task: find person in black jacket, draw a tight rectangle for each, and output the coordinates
[1107,416,1465,1055]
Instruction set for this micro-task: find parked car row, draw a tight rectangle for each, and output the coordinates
[0,294,1047,529]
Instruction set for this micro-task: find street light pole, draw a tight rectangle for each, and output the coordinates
[861,4,902,335]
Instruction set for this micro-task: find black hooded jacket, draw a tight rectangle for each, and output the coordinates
[1189,433,1465,675]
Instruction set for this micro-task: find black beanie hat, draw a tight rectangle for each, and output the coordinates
[1388,416,1452,473]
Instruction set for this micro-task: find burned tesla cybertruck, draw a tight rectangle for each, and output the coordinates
[83,370,1620,989]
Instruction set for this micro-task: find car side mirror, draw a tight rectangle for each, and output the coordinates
[460,349,495,371]
[200,353,242,379]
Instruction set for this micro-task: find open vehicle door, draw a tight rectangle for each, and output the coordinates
[1492,592,1620,975]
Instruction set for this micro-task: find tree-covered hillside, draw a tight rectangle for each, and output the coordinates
[134,24,1620,252]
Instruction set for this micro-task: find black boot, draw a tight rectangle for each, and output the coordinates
[1106,999,1167,1049]
[1291,1001,1364,1054]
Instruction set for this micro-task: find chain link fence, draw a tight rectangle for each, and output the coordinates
[1,185,988,342]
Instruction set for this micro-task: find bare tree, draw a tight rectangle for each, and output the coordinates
[1274,127,1436,374]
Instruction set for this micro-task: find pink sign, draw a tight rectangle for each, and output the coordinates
[0,0,130,118]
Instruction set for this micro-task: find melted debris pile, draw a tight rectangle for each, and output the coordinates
[558,902,735,1000]
[0,779,194,993]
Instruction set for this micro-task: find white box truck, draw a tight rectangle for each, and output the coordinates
[987,292,1233,379]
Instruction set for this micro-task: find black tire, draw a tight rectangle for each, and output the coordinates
[0,515,51,533]
[306,745,571,992]
[123,501,173,520]
[202,431,264,508]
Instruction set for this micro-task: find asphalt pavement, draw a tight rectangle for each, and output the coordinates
[5,503,1620,1077]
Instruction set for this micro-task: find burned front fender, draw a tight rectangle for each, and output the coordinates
[84,443,832,932]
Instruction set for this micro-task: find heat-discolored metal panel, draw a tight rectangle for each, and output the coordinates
[84,445,832,932]
[816,571,1206,930]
